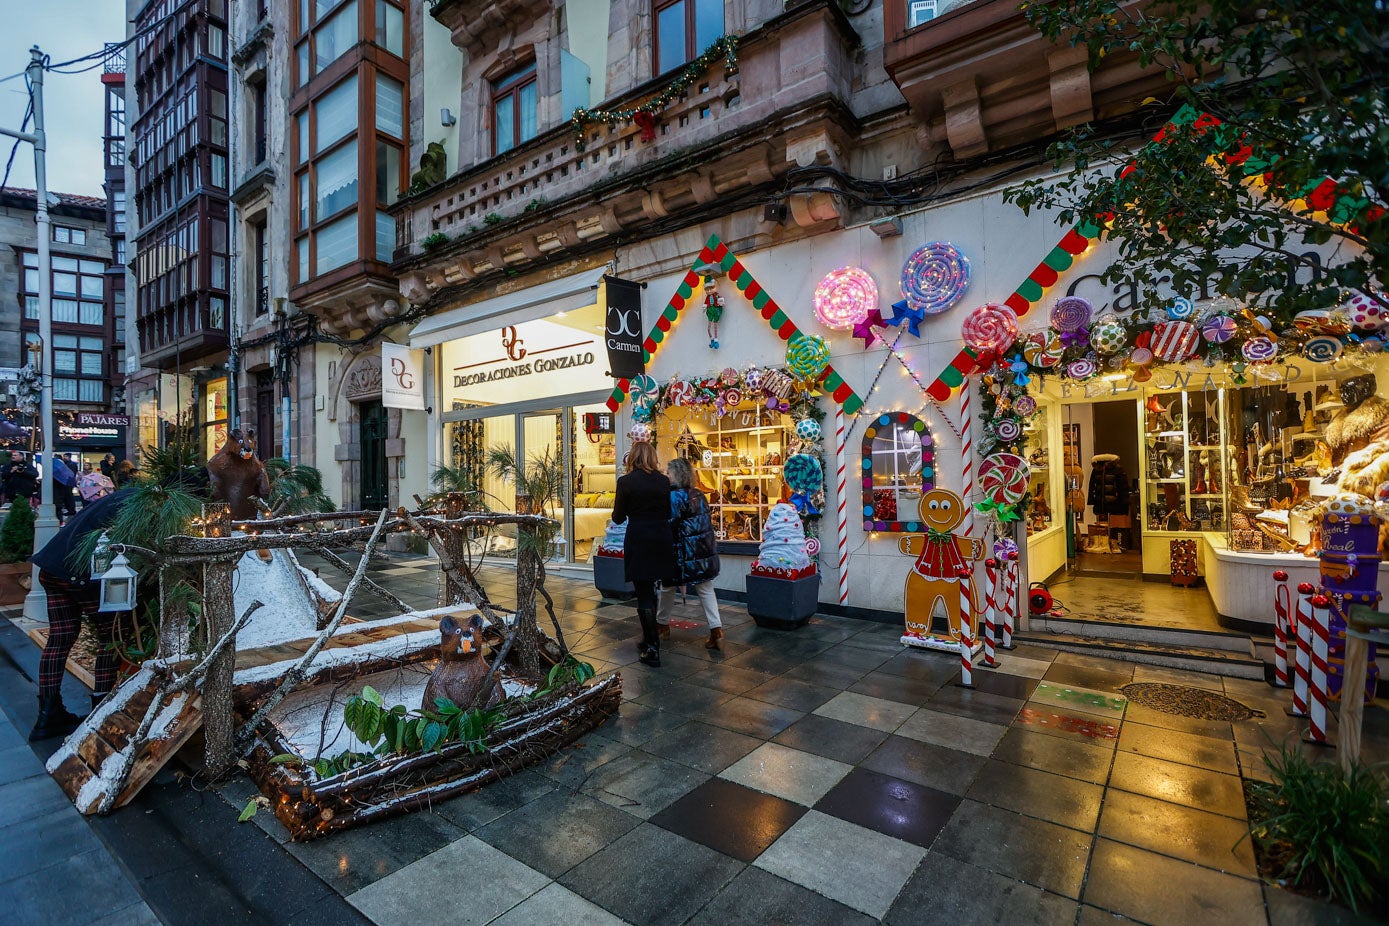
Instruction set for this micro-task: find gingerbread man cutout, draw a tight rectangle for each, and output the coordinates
[899,488,985,641]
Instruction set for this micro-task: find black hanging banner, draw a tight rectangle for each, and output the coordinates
[603,275,645,380]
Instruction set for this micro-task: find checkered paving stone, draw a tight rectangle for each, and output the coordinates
[176,552,1389,925]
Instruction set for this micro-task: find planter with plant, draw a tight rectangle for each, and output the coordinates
[0,501,36,605]
[1247,744,1389,917]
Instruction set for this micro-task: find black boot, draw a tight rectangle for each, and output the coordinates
[29,693,81,742]
[636,607,661,667]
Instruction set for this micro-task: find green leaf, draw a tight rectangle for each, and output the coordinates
[268,753,301,766]
[238,799,259,823]
[362,686,383,707]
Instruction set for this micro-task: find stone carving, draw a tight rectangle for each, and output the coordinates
[344,357,382,402]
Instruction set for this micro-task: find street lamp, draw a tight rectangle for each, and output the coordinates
[2,47,60,620]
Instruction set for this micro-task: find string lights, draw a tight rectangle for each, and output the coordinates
[813,267,876,330]
[901,242,971,316]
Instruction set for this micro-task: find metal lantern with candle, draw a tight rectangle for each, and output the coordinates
[98,551,138,613]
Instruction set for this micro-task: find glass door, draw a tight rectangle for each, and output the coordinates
[520,410,568,562]
[360,400,389,510]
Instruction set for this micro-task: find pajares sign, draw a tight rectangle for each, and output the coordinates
[603,275,644,380]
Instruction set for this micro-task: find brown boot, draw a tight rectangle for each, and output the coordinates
[705,628,723,651]
[657,624,670,640]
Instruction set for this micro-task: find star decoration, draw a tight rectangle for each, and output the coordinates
[852,308,889,348]
[885,299,927,338]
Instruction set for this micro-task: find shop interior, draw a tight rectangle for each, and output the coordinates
[1025,358,1388,630]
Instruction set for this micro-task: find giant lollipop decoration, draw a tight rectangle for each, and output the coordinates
[979,452,1030,506]
[961,303,1019,354]
[901,242,971,316]
[814,267,876,330]
[786,332,832,382]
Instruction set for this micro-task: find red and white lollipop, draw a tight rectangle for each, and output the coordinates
[979,452,1031,506]
[962,303,1020,353]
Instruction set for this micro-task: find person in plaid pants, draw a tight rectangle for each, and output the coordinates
[28,488,134,741]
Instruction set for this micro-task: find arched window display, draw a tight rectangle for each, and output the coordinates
[861,412,934,531]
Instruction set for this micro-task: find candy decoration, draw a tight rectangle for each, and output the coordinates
[1273,571,1290,688]
[960,387,974,537]
[1091,316,1128,355]
[720,367,741,385]
[958,566,974,687]
[1308,594,1331,744]
[665,379,696,406]
[629,422,653,443]
[1066,358,1098,379]
[979,452,1030,506]
[805,536,821,557]
[1022,329,1065,368]
[835,405,849,605]
[1152,320,1201,362]
[782,453,824,492]
[1013,395,1038,417]
[786,332,832,381]
[814,267,877,330]
[852,308,889,349]
[901,242,971,316]
[1048,296,1092,332]
[1129,346,1154,366]
[1166,296,1195,320]
[762,369,795,399]
[1303,336,1343,363]
[994,418,1022,442]
[1242,336,1277,362]
[723,388,743,407]
[1291,582,1313,717]
[744,366,764,392]
[629,374,659,404]
[1343,292,1388,331]
[961,303,1019,353]
[1201,314,1237,343]
[756,503,813,571]
[795,418,822,442]
[1293,309,1348,335]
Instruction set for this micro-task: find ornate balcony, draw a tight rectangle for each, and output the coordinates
[883,0,1169,160]
[397,0,861,304]
[429,0,552,55]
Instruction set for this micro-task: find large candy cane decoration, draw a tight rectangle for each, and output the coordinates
[1272,570,1289,688]
[981,558,999,668]
[1306,594,1331,744]
[957,566,974,687]
[835,404,849,606]
[1001,549,1018,647]
[1290,582,1314,718]
[960,388,974,537]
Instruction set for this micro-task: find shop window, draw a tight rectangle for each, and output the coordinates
[654,0,723,74]
[861,412,934,531]
[1024,410,1053,536]
[491,62,537,156]
[204,378,229,459]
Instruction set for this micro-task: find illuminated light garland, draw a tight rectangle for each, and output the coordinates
[814,267,877,330]
[571,36,739,152]
[901,242,970,316]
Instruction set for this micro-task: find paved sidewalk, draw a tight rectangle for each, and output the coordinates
[3,554,1386,925]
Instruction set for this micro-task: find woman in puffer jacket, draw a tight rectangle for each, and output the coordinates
[657,457,723,650]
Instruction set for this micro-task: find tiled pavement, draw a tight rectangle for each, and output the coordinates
[5,552,1388,925]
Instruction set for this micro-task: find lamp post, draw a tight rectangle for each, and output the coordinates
[2,47,58,620]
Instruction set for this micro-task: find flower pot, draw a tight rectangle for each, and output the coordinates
[0,562,32,608]
[745,570,819,630]
[592,552,635,600]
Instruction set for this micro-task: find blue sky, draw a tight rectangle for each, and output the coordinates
[0,1,126,198]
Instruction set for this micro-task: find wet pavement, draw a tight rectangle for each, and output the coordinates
[2,552,1387,925]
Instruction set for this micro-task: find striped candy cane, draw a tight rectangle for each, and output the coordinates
[1306,594,1331,744]
[960,388,974,537]
[1272,570,1289,688]
[1290,582,1314,717]
[835,404,849,606]
[981,557,999,667]
[957,566,974,687]
[1001,550,1019,648]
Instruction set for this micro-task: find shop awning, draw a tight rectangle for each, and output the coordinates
[408,267,607,348]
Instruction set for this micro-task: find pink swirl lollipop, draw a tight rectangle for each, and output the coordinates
[1013,395,1038,416]
[805,537,821,556]
[994,418,1022,441]
[1201,315,1237,343]
[1067,358,1098,379]
[961,303,1019,353]
[1049,296,1092,332]
[1129,346,1154,366]
[1242,336,1277,362]
[723,388,743,407]
[720,367,741,385]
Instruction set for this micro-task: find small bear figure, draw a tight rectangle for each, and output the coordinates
[207,428,270,522]
[422,614,504,712]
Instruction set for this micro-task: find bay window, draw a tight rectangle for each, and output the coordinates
[654,0,723,74]
[492,62,537,156]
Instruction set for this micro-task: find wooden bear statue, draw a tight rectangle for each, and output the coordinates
[422,614,504,712]
[207,428,271,521]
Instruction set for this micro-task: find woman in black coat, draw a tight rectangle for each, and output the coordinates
[612,441,676,666]
[657,457,723,650]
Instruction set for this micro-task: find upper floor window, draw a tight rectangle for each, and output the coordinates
[492,62,537,156]
[53,226,87,245]
[907,0,937,27]
[297,0,359,87]
[654,0,723,75]
[375,0,404,58]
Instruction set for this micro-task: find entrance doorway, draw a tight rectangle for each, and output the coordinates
[1070,399,1142,578]
[360,400,388,510]
[254,372,276,460]
[443,391,614,565]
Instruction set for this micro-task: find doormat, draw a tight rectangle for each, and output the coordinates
[1119,682,1265,722]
